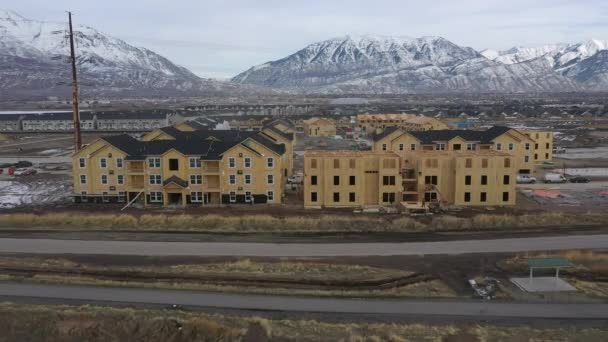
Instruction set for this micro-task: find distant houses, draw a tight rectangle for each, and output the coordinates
[0,111,183,132]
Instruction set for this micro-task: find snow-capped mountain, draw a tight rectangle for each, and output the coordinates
[232,35,607,93]
[0,10,255,99]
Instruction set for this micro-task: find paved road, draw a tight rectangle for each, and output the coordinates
[0,282,606,319]
[0,234,607,257]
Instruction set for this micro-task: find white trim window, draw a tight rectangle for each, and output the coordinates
[524,155,530,163]
[190,174,202,185]
[267,157,274,168]
[267,174,274,185]
[118,191,126,203]
[245,174,252,185]
[229,174,236,185]
[410,144,417,151]
[117,175,124,185]
[148,157,161,168]
[100,158,107,168]
[79,174,87,185]
[80,191,87,202]
[149,174,162,185]
[435,143,446,151]
[398,143,404,151]
[524,143,530,150]
[229,191,236,203]
[508,143,514,151]
[382,144,387,151]
[101,174,108,185]
[190,191,203,202]
[245,191,252,203]
[267,191,274,202]
[79,158,86,168]
[102,192,109,203]
[466,143,477,151]
[189,157,201,168]
[228,157,236,168]
[150,191,163,203]
[244,157,252,168]
[496,143,502,151]
[116,158,123,168]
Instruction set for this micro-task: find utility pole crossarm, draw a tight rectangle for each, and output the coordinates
[68,11,82,151]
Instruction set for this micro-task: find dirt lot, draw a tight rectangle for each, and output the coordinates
[0,173,72,209]
[0,133,102,156]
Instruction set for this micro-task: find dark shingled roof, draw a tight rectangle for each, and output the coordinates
[371,127,400,142]
[103,129,286,161]
[94,111,170,120]
[263,125,295,141]
[373,126,514,144]
[163,175,188,188]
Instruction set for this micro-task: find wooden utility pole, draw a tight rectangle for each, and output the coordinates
[67,11,82,151]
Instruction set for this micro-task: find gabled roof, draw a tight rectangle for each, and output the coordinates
[373,126,514,144]
[372,127,401,142]
[163,175,188,188]
[263,125,295,141]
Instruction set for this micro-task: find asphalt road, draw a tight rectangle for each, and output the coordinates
[0,282,606,319]
[0,234,607,256]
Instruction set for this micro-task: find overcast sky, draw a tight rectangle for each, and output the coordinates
[3,0,608,79]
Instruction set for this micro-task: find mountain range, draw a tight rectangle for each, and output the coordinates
[0,10,259,99]
[2,10,608,98]
[233,35,608,94]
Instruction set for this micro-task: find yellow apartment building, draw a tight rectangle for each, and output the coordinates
[522,130,553,163]
[357,113,448,135]
[303,117,337,137]
[303,151,402,208]
[72,127,288,207]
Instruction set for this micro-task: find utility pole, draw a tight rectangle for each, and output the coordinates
[67,11,82,151]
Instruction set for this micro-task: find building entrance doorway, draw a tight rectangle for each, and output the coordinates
[168,193,182,206]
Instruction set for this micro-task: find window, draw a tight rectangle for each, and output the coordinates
[117,191,126,203]
[79,175,87,185]
[189,157,201,168]
[80,191,87,202]
[100,158,107,168]
[117,175,124,185]
[267,157,274,168]
[524,155,529,163]
[244,157,252,168]
[149,175,162,185]
[504,158,511,168]
[503,175,510,185]
[333,159,340,168]
[464,192,471,202]
[424,175,438,185]
[79,158,86,168]
[383,175,395,186]
[229,175,236,185]
[267,174,274,184]
[148,158,160,168]
[349,159,356,168]
[546,142,550,149]
[502,191,510,202]
[508,143,514,151]
[169,159,179,171]
[310,192,318,202]
[190,175,202,185]
[453,144,461,151]
[244,174,252,185]
[496,143,502,151]
[311,175,318,185]
[150,191,163,203]
[545,153,549,159]
[349,175,356,185]
[382,192,396,203]
[116,158,123,168]
[466,143,476,151]
[229,192,236,203]
[480,192,487,202]
[398,144,404,151]
[101,175,108,185]
[465,158,473,168]
[102,192,109,203]
[435,143,446,151]
[424,192,438,202]
[481,159,488,168]
[410,144,417,151]
[535,143,539,149]
[349,192,356,202]
[481,175,488,185]
[191,192,203,202]
[228,157,236,168]
[310,159,317,169]
[524,143,530,150]
[333,192,340,202]
[333,175,340,186]
[267,191,274,202]
[382,144,387,151]
[465,175,472,185]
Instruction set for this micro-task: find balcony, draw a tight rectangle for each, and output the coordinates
[127,161,145,174]
[202,167,220,174]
